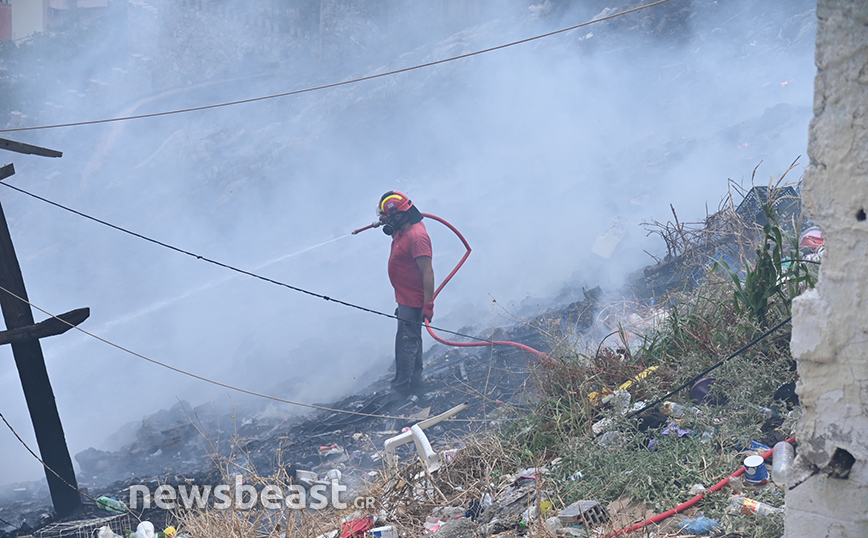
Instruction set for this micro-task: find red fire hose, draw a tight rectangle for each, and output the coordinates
[353,213,549,360]
[607,436,796,535]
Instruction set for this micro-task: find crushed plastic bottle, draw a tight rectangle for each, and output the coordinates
[95,496,127,514]
[521,505,537,524]
[661,401,699,418]
[729,496,784,516]
[772,441,795,486]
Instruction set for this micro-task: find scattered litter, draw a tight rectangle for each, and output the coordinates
[771,441,795,486]
[342,517,374,538]
[440,448,459,464]
[588,366,658,405]
[747,440,771,452]
[465,500,483,520]
[366,525,397,538]
[556,500,609,528]
[96,496,128,514]
[427,517,477,538]
[636,411,667,432]
[520,505,537,524]
[688,483,706,495]
[591,216,628,259]
[729,496,784,516]
[130,521,156,538]
[423,516,443,534]
[555,525,589,537]
[383,403,469,472]
[319,444,344,456]
[592,417,616,435]
[602,389,631,411]
[477,474,537,536]
[661,401,699,418]
[680,515,721,534]
[96,526,122,538]
[663,423,692,437]
[31,513,132,538]
[327,468,342,483]
[545,516,562,533]
[728,475,745,494]
[689,377,728,406]
[743,455,769,485]
[295,469,317,489]
[515,467,544,479]
[597,430,622,448]
[406,407,432,421]
[799,227,824,251]
[648,423,692,450]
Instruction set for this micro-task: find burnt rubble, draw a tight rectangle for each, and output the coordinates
[0,182,813,536]
[0,290,603,537]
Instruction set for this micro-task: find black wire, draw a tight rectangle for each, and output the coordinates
[625,316,792,420]
[0,411,142,522]
[0,181,501,345]
[0,0,672,134]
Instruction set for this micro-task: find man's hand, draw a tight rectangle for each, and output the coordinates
[422,301,435,323]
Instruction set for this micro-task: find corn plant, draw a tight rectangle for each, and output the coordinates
[714,197,815,326]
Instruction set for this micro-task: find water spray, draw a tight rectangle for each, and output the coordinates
[353,214,548,360]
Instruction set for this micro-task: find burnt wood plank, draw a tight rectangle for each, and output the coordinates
[0,307,90,345]
[0,163,13,181]
[0,138,63,158]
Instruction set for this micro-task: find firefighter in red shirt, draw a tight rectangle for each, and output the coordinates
[378,191,434,397]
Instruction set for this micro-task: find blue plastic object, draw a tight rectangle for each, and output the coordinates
[680,515,721,534]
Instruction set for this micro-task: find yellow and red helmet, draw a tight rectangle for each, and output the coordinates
[378,191,414,217]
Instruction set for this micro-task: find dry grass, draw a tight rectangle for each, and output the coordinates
[172,173,807,538]
[169,429,523,538]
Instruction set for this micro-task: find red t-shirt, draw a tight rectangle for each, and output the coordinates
[389,221,433,308]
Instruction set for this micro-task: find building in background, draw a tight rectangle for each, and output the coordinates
[0,0,14,41]
[0,0,108,42]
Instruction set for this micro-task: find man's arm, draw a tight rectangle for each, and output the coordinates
[415,256,435,304]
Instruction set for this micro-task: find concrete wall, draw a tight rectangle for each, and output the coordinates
[788,0,868,536]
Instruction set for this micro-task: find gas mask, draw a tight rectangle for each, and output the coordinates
[378,210,408,236]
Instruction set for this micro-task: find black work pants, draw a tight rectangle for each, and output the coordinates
[392,304,423,394]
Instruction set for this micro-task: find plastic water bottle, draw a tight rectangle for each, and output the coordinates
[95,496,127,514]
[729,496,784,516]
[771,441,795,486]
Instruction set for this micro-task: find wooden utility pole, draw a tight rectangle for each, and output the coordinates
[0,163,88,517]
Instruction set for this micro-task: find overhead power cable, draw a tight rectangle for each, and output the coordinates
[0,0,671,134]
[0,181,499,346]
[626,316,793,420]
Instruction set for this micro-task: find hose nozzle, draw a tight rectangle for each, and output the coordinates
[351,221,382,235]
